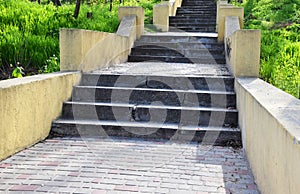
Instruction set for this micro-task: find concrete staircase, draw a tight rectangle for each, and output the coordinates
[52,63,240,145]
[51,0,241,146]
[169,0,217,32]
[128,35,225,64]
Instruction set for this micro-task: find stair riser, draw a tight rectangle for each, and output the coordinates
[176,14,216,18]
[133,42,224,50]
[128,55,225,64]
[177,10,216,14]
[169,23,216,27]
[169,19,216,23]
[169,26,216,30]
[182,2,216,5]
[62,103,238,127]
[51,123,241,145]
[138,36,218,43]
[81,74,234,91]
[169,21,216,25]
[170,16,216,19]
[169,28,216,33]
[177,5,217,11]
[130,49,224,58]
[72,87,236,108]
[177,6,216,9]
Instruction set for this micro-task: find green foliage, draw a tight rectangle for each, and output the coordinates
[12,66,25,78]
[0,0,160,79]
[237,0,300,98]
[40,55,60,73]
[122,0,161,24]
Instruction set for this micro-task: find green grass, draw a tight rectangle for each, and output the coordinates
[0,0,160,79]
[233,0,300,98]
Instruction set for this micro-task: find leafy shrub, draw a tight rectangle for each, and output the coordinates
[236,0,300,98]
[0,0,160,79]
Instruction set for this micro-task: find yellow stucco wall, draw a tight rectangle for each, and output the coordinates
[60,7,141,72]
[217,5,244,42]
[228,30,261,77]
[224,16,261,77]
[60,29,108,71]
[169,0,182,16]
[153,0,182,31]
[235,78,300,194]
[0,72,81,161]
[118,6,144,39]
[154,2,170,32]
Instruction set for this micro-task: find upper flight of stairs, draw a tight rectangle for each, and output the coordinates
[128,35,225,64]
[51,0,241,146]
[169,0,217,32]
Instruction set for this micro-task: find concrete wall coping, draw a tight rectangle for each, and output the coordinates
[219,5,243,9]
[118,6,141,8]
[154,2,169,7]
[116,15,136,37]
[61,28,110,35]
[225,16,240,38]
[236,77,300,144]
[0,71,80,88]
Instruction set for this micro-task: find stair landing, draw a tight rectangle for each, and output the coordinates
[93,62,231,76]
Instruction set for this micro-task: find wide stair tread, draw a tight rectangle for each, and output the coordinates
[60,101,238,127]
[52,119,240,145]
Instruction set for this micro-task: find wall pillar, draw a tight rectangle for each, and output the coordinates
[118,6,144,39]
[217,5,244,42]
[228,29,261,77]
[153,2,169,32]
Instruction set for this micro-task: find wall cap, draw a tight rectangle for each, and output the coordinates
[0,71,81,89]
[236,77,300,145]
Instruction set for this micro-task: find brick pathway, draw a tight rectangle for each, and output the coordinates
[0,138,259,193]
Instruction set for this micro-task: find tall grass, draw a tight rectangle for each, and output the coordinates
[235,0,300,98]
[0,0,160,78]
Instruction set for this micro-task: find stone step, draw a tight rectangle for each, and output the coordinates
[130,47,224,58]
[138,35,218,43]
[169,27,216,33]
[177,5,217,11]
[176,13,217,17]
[177,10,216,14]
[72,86,236,108]
[169,16,216,20]
[60,102,238,127]
[176,7,217,14]
[51,119,241,145]
[169,18,216,23]
[169,22,216,27]
[128,55,225,64]
[182,2,216,6]
[80,73,234,91]
[181,4,216,7]
[133,42,224,50]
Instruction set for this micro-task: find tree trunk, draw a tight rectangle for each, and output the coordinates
[74,0,81,19]
[110,0,113,12]
[52,0,62,6]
